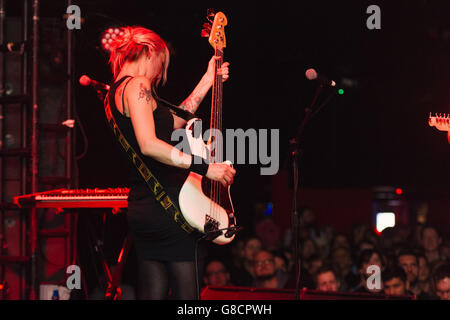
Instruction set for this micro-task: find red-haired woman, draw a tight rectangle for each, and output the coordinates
[105,26,235,299]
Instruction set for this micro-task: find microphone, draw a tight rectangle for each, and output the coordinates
[305,68,336,87]
[79,75,110,91]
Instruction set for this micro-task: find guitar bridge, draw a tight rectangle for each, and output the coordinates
[204,215,222,240]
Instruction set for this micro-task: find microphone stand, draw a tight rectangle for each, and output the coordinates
[291,83,335,300]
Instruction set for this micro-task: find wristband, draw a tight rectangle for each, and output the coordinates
[189,155,209,176]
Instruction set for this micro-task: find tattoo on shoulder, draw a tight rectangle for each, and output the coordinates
[138,83,152,103]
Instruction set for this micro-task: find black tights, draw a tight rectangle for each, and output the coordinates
[137,260,198,300]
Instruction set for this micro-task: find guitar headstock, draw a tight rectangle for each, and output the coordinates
[201,9,228,51]
[429,113,450,131]
[429,113,450,144]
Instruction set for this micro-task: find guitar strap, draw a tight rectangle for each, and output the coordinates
[103,81,195,235]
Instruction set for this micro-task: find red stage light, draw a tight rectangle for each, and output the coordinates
[101,27,120,52]
[374,227,381,236]
[395,188,403,195]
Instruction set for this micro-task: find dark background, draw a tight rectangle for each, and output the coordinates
[69,0,450,187]
[65,1,450,224]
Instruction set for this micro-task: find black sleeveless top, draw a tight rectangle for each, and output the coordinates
[108,76,197,262]
[109,76,188,200]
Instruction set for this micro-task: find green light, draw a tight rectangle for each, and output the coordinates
[338,89,344,95]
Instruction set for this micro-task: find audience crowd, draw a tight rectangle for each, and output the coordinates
[202,207,450,300]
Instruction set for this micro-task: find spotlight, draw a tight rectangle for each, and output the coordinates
[101,27,121,52]
[376,212,395,233]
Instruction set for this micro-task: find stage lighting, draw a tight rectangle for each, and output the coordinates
[376,212,395,233]
[101,27,124,52]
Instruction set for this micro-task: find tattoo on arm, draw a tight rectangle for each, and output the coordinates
[138,83,152,103]
[180,95,203,113]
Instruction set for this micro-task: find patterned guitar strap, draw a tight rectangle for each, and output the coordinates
[103,90,195,235]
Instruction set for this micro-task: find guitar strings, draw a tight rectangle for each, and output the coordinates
[209,48,218,222]
[213,50,220,221]
[217,50,223,213]
[213,49,223,222]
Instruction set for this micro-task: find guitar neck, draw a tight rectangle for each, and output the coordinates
[211,48,223,131]
[210,48,224,162]
[203,10,228,163]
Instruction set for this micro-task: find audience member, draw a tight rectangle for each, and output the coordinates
[330,233,351,251]
[351,224,368,250]
[417,254,431,295]
[203,260,232,287]
[304,254,323,277]
[421,225,442,264]
[254,216,281,250]
[357,240,375,255]
[230,238,245,270]
[321,225,336,258]
[252,250,289,289]
[272,248,291,274]
[379,227,399,254]
[230,236,262,286]
[299,207,328,255]
[352,249,384,294]
[397,250,422,296]
[382,265,411,297]
[314,265,340,292]
[330,246,358,291]
[300,237,319,262]
[363,229,380,249]
[431,263,450,300]
[439,240,450,262]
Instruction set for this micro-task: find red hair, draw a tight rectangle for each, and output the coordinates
[107,26,169,85]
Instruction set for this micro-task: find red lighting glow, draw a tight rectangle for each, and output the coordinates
[374,227,381,236]
[395,188,403,195]
[117,247,124,263]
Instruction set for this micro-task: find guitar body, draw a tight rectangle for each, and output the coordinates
[178,119,236,245]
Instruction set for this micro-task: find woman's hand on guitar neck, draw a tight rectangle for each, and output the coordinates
[206,162,236,187]
[204,55,230,85]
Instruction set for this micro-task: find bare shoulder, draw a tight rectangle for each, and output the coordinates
[125,76,154,105]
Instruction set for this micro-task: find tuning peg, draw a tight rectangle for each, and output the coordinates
[201,22,211,37]
[207,8,216,18]
[206,9,216,24]
[201,29,210,38]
